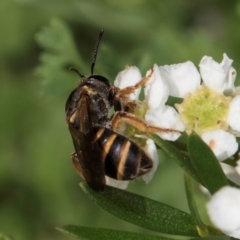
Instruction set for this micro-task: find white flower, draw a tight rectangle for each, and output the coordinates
[105,176,129,190]
[142,138,159,183]
[235,160,240,176]
[115,65,185,142]
[144,64,185,141]
[159,61,201,98]
[221,162,240,186]
[207,186,240,238]
[167,54,240,161]
[201,130,238,161]
[114,65,186,141]
[227,95,240,132]
[144,65,170,109]
[199,54,236,93]
[107,64,185,189]
[114,66,142,100]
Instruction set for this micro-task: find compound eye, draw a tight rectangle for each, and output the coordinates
[90,75,111,87]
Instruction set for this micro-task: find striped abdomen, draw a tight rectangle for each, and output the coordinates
[93,127,153,180]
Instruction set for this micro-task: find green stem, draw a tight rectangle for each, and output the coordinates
[184,172,210,237]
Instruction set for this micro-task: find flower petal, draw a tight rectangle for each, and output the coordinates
[228,229,240,239]
[220,163,240,186]
[141,139,159,183]
[144,64,169,109]
[207,186,240,238]
[159,61,201,98]
[227,95,240,132]
[201,130,238,161]
[105,176,129,189]
[114,66,142,100]
[225,67,237,93]
[235,160,240,176]
[145,105,185,141]
[199,54,234,93]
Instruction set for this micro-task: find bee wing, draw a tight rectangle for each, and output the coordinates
[67,94,106,192]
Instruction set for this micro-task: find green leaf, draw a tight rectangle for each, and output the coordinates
[188,132,229,194]
[35,18,86,96]
[149,134,203,185]
[80,183,199,237]
[36,18,85,67]
[57,225,176,240]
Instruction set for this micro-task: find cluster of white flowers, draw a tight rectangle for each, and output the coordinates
[114,54,240,161]
[106,64,186,189]
[170,54,239,161]
[105,54,240,238]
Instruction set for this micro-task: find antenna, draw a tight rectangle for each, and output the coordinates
[69,67,85,78]
[91,29,104,75]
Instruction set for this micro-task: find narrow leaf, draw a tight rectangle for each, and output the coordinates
[188,132,229,194]
[57,225,176,240]
[149,134,203,185]
[80,183,199,237]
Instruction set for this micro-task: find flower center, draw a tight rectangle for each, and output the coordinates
[176,86,231,134]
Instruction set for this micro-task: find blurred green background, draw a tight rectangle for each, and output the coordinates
[1,1,240,239]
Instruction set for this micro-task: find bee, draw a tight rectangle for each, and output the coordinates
[65,30,178,192]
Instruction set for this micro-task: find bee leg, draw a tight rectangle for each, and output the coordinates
[110,66,154,112]
[117,66,154,96]
[71,152,84,179]
[111,111,182,134]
